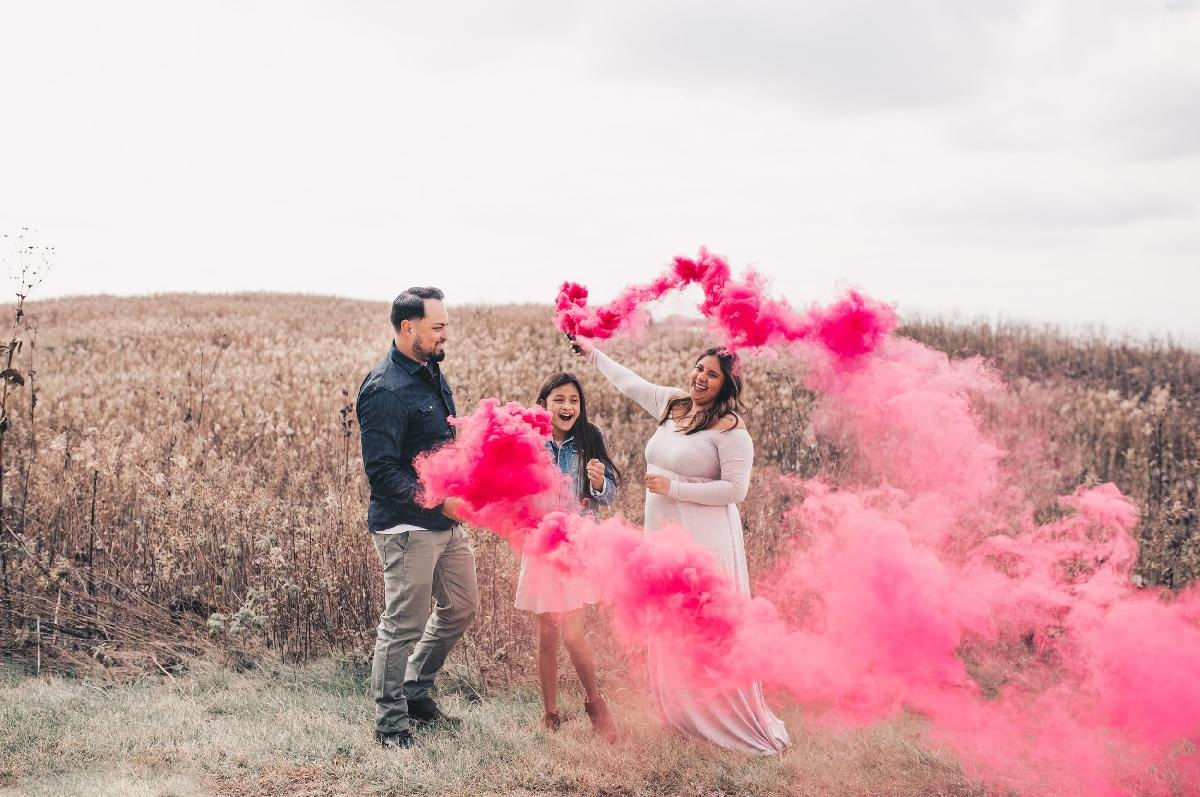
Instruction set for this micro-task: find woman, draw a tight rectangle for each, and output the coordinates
[575,338,789,756]
[514,372,620,740]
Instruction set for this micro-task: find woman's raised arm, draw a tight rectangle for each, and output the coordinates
[586,347,680,420]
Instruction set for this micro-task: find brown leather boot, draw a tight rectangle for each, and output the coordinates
[583,694,617,743]
[540,711,561,731]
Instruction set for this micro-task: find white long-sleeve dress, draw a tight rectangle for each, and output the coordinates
[591,349,790,756]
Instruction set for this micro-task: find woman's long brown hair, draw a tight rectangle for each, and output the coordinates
[660,346,744,435]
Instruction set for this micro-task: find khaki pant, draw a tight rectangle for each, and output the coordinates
[371,526,478,733]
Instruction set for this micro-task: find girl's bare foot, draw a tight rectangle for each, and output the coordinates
[583,695,617,743]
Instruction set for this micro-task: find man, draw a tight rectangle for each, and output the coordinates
[356,286,478,749]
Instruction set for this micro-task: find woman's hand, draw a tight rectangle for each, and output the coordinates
[569,335,596,357]
[644,474,671,495]
[586,458,605,490]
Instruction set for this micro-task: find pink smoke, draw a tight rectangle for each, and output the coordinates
[555,248,897,359]
[766,327,1200,793]
[415,252,1200,795]
[416,401,790,686]
[760,477,1200,794]
[414,399,563,544]
[417,390,1199,793]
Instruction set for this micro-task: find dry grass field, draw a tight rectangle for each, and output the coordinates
[1,293,1195,670]
[1,657,986,797]
[0,292,1196,795]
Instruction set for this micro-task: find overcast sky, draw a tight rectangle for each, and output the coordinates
[1,1,1197,339]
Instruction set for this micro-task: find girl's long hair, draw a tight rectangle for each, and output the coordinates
[660,346,744,435]
[536,372,622,502]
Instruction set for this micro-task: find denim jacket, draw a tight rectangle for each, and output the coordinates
[356,344,457,532]
[547,433,617,515]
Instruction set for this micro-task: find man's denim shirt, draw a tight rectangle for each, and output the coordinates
[547,434,617,515]
[357,345,457,532]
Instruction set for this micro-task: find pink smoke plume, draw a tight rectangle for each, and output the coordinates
[554,247,897,358]
[414,399,562,544]
[416,397,1200,794]
[769,334,1200,794]
[414,253,1200,795]
[416,400,785,686]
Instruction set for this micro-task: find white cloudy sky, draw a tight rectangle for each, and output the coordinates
[1,1,1198,338]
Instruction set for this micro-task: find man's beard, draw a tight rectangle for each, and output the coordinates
[413,335,445,363]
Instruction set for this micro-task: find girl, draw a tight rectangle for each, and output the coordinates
[514,372,620,740]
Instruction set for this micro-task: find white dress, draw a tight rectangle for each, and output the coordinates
[591,349,790,756]
[514,436,617,615]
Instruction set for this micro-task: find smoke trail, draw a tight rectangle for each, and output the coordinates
[420,251,1199,794]
[555,248,896,358]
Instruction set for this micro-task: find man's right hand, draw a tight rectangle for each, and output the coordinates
[441,497,464,522]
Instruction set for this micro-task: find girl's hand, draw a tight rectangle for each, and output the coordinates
[644,474,671,495]
[586,458,605,490]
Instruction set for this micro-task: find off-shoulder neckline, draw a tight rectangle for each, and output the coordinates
[663,417,749,435]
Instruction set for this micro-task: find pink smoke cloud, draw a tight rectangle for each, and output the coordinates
[416,401,789,687]
[415,398,1200,793]
[414,399,563,545]
[416,251,1199,795]
[555,247,897,359]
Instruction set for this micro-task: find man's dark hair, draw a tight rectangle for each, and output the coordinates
[391,287,445,330]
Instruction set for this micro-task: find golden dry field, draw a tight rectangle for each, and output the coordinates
[0,292,1196,683]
